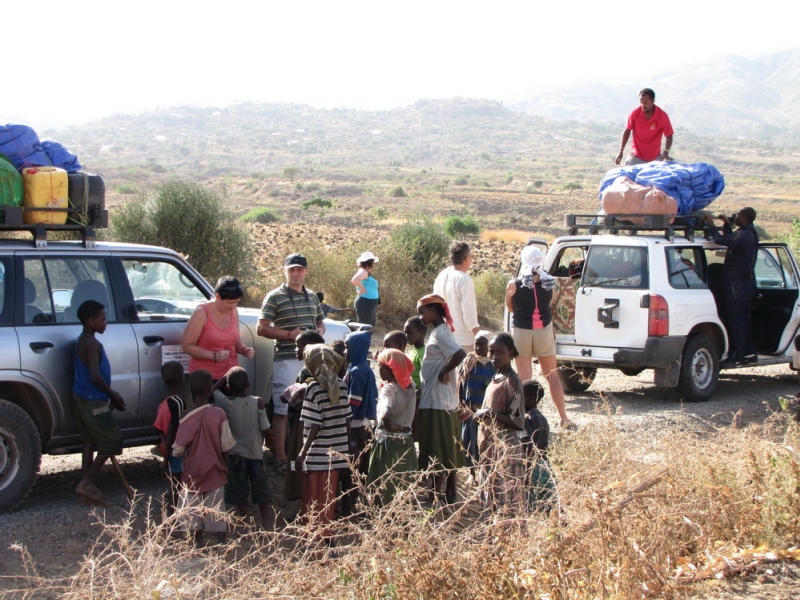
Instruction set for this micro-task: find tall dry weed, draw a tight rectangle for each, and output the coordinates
[10,406,800,599]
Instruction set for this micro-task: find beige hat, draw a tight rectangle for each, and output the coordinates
[356,251,379,265]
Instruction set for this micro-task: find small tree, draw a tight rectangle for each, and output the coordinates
[282,166,300,183]
[561,182,583,195]
[110,179,255,287]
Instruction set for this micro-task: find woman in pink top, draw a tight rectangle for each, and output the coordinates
[182,277,255,378]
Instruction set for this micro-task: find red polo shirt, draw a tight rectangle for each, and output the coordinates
[626,105,674,162]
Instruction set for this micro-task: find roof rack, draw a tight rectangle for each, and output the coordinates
[0,206,109,248]
[564,213,711,241]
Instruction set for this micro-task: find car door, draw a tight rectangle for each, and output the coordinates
[117,256,210,429]
[0,257,19,374]
[15,255,140,441]
[749,244,800,355]
[574,242,650,350]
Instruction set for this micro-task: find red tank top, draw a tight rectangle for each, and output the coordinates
[188,303,239,378]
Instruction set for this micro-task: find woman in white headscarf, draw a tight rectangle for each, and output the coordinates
[505,246,571,426]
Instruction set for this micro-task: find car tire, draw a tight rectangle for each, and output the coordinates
[557,362,597,393]
[0,400,42,513]
[678,333,719,402]
[619,367,645,377]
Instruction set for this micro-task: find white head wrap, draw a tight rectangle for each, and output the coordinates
[520,246,555,290]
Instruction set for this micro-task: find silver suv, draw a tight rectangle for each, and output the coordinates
[0,221,355,512]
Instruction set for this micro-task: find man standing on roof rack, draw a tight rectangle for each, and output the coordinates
[615,88,674,166]
[705,208,759,368]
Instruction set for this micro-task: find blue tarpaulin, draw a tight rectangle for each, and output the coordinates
[0,124,50,170]
[42,140,81,173]
[598,162,725,214]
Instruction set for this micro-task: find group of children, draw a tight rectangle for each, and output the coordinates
[71,293,556,545]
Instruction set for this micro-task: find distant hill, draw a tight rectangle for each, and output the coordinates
[508,48,800,143]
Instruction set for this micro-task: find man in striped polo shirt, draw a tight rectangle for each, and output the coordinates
[257,253,326,474]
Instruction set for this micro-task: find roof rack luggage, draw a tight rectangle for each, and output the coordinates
[564,213,711,241]
[0,205,108,248]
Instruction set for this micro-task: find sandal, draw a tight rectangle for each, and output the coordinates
[275,460,287,477]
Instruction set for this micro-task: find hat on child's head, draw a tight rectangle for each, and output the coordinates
[356,251,379,265]
[284,253,308,268]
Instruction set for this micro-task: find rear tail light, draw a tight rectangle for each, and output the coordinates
[648,294,669,336]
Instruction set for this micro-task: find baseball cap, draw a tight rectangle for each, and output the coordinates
[284,253,308,268]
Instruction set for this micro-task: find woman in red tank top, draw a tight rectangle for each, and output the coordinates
[181,277,255,378]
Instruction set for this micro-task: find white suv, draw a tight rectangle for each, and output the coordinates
[517,215,800,402]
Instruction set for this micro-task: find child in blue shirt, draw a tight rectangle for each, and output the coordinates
[457,331,494,474]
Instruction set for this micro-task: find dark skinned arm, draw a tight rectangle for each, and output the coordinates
[295,423,321,472]
[438,348,467,384]
[79,336,125,410]
[474,408,523,431]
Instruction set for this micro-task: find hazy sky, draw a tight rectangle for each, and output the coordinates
[4,0,797,129]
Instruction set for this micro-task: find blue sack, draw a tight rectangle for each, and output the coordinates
[42,140,82,173]
[598,162,725,214]
[0,124,51,170]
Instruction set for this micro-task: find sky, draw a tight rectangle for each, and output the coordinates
[3,0,798,129]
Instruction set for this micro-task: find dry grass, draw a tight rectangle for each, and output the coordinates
[481,229,542,243]
[5,401,800,599]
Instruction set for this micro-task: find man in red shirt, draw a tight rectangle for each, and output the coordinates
[615,88,674,166]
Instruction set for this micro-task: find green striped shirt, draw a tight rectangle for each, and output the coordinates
[259,284,324,360]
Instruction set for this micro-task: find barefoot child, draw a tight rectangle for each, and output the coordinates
[342,330,378,516]
[72,300,126,506]
[474,333,526,516]
[367,349,419,505]
[457,330,494,475]
[520,379,557,513]
[214,367,275,530]
[417,294,467,505]
[173,370,236,545]
[284,330,326,503]
[295,344,351,535]
[153,360,186,515]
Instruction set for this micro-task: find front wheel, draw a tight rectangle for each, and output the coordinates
[557,362,597,393]
[0,400,42,513]
[677,333,719,402]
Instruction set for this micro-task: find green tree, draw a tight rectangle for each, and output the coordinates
[282,166,300,183]
[110,179,255,286]
[561,182,583,195]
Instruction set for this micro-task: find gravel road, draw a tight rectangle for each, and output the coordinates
[1,362,797,596]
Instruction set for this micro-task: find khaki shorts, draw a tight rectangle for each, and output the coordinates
[511,324,556,358]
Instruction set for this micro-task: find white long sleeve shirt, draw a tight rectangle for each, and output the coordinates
[433,267,480,347]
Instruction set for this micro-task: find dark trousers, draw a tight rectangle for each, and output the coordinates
[724,280,755,361]
[354,296,378,328]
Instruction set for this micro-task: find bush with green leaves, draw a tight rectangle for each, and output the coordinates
[301,197,333,210]
[239,207,281,224]
[387,219,449,274]
[110,179,255,287]
[444,215,481,238]
[115,183,137,195]
[473,270,509,329]
[389,186,407,198]
[454,175,469,186]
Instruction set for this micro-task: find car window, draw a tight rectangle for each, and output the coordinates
[122,259,207,322]
[23,258,115,324]
[550,246,587,279]
[755,247,798,289]
[0,258,11,325]
[667,247,706,289]
[583,246,647,288]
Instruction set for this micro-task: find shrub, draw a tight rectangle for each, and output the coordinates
[110,179,255,287]
[268,188,281,197]
[505,173,514,184]
[444,215,481,238]
[304,182,323,192]
[387,219,449,275]
[371,206,389,220]
[454,175,469,186]
[473,270,508,329]
[301,197,333,210]
[389,186,407,198]
[115,183,137,195]
[533,180,543,188]
[239,207,281,224]
[295,182,304,191]
[560,181,583,195]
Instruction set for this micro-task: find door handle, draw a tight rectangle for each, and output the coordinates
[143,336,165,346]
[29,341,54,351]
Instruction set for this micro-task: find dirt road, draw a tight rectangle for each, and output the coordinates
[1,363,797,596]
